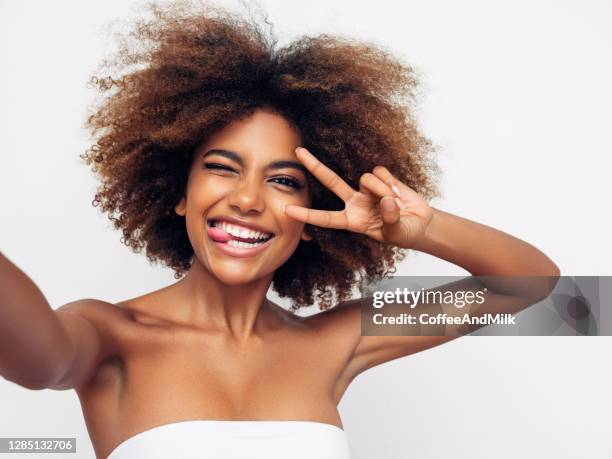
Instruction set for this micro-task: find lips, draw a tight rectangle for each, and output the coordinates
[207,216,275,234]
[206,218,275,242]
[206,224,276,258]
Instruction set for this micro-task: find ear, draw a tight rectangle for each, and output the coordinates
[174,196,186,216]
[300,229,313,242]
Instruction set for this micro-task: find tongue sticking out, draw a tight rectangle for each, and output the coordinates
[207,226,232,243]
[208,223,272,244]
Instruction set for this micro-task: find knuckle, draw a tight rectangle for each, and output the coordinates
[359,172,374,184]
[310,160,322,173]
[326,173,340,188]
[306,209,313,223]
[325,212,332,227]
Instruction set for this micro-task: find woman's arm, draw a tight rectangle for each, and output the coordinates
[0,251,103,390]
[410,206,560,302]
[412,207,559,277]
[285,149,560,382]
[334,207,559,381]
[324,207,560,390]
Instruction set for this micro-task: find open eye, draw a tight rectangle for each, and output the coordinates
[270,176,304,190]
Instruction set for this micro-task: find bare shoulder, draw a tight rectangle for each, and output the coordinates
[303,298,451,382]
[302,298,362,336]
[56,298,133,322]
[264,299,360,350]
[56,298,135,336]
[299,298,363,359]
[43,299,136,391]
[54,298,137,356]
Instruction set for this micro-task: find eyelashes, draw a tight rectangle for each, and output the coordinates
[203,163,304,190]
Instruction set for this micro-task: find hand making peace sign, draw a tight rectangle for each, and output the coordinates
[284,147,434,249]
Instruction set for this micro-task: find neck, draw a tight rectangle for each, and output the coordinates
[170,259,278,342]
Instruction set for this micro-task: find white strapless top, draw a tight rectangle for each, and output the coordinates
[106,420,351,458]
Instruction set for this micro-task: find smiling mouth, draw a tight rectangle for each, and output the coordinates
[206,219,275,247]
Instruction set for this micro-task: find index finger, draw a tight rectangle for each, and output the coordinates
[285,205,348,230]
[295,147,355,202]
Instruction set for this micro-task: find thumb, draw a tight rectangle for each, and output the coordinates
[379,196,405,243]
[380,196,400,225]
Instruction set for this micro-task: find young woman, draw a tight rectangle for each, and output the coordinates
[0,1,559,458]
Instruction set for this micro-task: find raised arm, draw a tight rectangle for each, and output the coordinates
[0,251,108,390]
[284,148,560,385]
[412,207,559,277]
[362,205,556,361]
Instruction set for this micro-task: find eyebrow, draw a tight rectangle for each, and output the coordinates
[202,149,308,175]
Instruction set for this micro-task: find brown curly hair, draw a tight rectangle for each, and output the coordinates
[82,0,442,312]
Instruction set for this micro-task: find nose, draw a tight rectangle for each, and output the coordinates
[227,177,265,214]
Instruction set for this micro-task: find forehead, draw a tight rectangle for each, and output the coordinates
[197,109,302,159]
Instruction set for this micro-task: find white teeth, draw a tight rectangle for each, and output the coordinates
[227,239,267,248]
[212,220,271,240]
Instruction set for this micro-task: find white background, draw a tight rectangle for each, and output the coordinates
[1,0,611,458]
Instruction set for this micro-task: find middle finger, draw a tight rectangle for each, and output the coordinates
[295,147,355,202]
[359,172,394,198]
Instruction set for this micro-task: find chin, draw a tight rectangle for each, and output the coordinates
[211,269,261,286]
[202,256,276,286]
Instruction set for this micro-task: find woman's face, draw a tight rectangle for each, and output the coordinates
[175,108,312,285]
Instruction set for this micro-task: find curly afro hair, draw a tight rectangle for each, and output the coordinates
[82,0,442,312]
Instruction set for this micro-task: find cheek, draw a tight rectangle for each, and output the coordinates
[280,214,308,240]
[277,193,311,236]
[186,177,226,208]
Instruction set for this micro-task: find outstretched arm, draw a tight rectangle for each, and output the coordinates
[0,251,70,388]
[0,252,105,390]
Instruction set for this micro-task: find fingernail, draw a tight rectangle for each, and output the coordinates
[391,185,401,197]
[382,197,395,211]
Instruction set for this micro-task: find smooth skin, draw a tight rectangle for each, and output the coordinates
[0,108,559,459]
